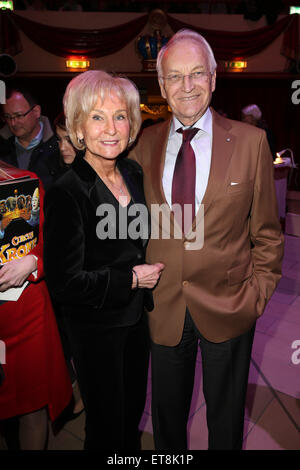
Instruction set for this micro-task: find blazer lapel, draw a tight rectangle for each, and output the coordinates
[72,156,97,196]
[148,119,184,236]
[118,159,150,248]
[203,110,235,213]
[118,160,144,205]
[184,109,236,239]
[151,119,172,206]
[185,109,236,239]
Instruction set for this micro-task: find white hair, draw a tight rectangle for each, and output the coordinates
[242,104,262,120]
[156,29,217,77]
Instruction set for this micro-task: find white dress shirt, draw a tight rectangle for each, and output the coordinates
[162,107,213,214]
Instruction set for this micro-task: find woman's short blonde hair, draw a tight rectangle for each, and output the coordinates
[63,70,142,151]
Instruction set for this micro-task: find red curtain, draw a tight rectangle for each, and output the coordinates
[166,13,299,60]
[0,11,22,56]
[281,12,299,60]
[0,10,299,63]
[0,10,148,57]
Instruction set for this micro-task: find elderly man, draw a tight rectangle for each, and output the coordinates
[129,29,283,450]
[1,86,59,190]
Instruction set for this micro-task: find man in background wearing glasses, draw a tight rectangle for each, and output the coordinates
[0,87,59,190]
[129,29,283,450]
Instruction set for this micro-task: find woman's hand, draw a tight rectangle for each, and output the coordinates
[132,263,165,290]
[0,255,37,292]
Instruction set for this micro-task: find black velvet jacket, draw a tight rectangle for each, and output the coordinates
[43,155,153,328]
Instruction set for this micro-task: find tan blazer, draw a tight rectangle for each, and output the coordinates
[129,108,284,345]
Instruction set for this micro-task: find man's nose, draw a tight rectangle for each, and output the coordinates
[182,74,194,92]
[9,116,18,124]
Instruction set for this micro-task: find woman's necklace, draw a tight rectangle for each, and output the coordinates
[102,173,126,195]
[85,156,127,196]
[107,179,125,195]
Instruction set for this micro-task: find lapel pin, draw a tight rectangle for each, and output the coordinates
[226,138,231,142]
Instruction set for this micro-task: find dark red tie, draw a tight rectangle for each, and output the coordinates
[172,127,198,231]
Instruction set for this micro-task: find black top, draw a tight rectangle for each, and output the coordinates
[43,156,153,329]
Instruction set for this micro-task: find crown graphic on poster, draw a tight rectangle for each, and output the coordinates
[0,186,39,229]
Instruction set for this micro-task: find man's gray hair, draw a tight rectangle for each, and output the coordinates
[156,29,217,77]
[241,104,262,120]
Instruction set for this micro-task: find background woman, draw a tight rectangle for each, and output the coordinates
[43,70,164,450]
[53,111,77,173]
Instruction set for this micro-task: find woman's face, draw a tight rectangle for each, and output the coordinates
[78,92,130,162]
[32,195,39,211]
[56,126,76,165]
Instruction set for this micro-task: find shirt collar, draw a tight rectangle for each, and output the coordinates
[170,107,212,138]
[15,121,44,150]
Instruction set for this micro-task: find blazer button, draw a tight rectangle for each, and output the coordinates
[182,280,189,287]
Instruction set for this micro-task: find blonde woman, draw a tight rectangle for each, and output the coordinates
[43,70,164,450]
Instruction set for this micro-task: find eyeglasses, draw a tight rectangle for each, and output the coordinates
[161,71,211,85]
[3,105,36,122]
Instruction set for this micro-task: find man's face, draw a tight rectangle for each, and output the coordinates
[159,40,216,126]
[2,92,41,142]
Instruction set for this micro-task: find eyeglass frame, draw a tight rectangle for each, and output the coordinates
[2,104,37,122]
[159,70,212,85]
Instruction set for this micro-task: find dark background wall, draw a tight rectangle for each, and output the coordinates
[2,73,299,189]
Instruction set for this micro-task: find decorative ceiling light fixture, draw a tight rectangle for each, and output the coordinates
[66,57,90,71]
[0,1,14,10]
[224,60,247,72]
[290,7,300,14]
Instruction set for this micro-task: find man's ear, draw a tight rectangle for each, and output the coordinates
[159,78,167,100]
[211,70,216,93]
[34,105,41,119]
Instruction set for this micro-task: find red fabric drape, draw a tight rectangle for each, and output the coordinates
[1,10,148,58]
[0,11,22,55]
[281,12,299,60]
[0,10,299,63]
[167,13,299,60]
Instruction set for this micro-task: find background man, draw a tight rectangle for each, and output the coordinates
[1,87,60,190]
[129,29,283,450]
[241,103,277,159]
